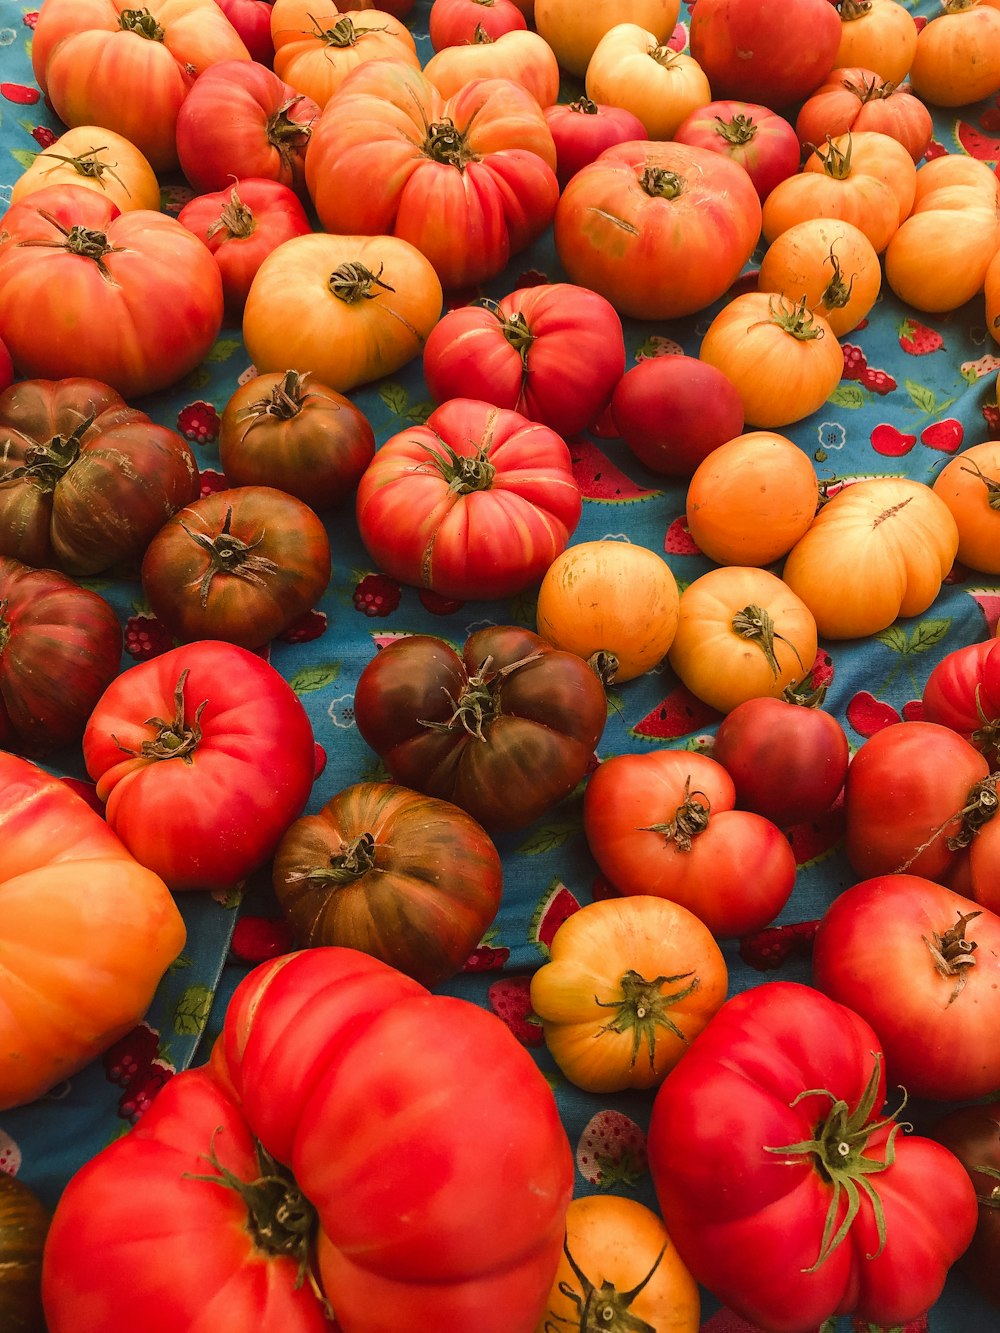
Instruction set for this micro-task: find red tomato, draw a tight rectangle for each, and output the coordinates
[543,97,648,191]
[583,749,797,937]
[177,178,313,321]
[422,284,625,439]
[82,640,317,891]
[213,0,275,64]
[672,99,803,202]
[795,66,933,164]
[42,947,574,1333]
[922,637,1000,765]
[0,185,224,400]
[813,875,1000,1100]
[429,0,527,49]
[610,354,745,476]
[175,58,320,195]
[0,335,12,393]
[353,625,608,833]
[355,398,581,601]
[712,695,850,827]
[649,981,977,1330]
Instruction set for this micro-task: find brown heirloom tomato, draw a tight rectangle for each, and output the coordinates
[930,1102,1000,1307]
[219,369,375,510]
[353,625,608,833]
[0,556,122,756]
[0,377,200,576]
[0,1171,50,1333]
[273,781,503,987]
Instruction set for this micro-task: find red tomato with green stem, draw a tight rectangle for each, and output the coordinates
[422,284,625,440]
[921,637,1000,766]
[672,99,803,202]
[648,981,978,1331]
[82,640,318,892]
[543,98,648,191]
[429,0,527,50]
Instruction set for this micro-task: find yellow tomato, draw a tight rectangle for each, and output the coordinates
[534,0,680,79]
[757,216,882,337]
[10,125,160,213]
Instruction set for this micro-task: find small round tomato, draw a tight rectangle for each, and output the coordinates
[543,97,648,191]
[673,99,802,202]
[932,440,1000,576]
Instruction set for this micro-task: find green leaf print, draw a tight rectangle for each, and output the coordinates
[517,821,578,855]
[173,984,213,1036]
[876,617,951,691]
[10,147,34,170]
[826,383,867,409]
[290,661,340,693]
[379,382,409,417]
[206,339,243,363]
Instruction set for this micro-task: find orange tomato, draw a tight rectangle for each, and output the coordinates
[757,216,881,336]
[668,565,819,712]
[932,441,1000,575]
[988,246,1000,346]
[529,896,728,1092]
[535,539,680,683]
[698,292,845,429]
[686,431,819,567]
[9,125,160,213]
[795,68,932,163]
[422,28,559,105]
[585,24,713,140]
[533,0,680,78]
[804,130,916,224]
[832,0,919,83]
[762,136,901,252]
[271,2,419,106]
[908,0,1000,107]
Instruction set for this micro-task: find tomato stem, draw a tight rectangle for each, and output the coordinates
[568,96,600,115]
[207,187,257,241]
[472,22,494,41]
[639,166,685,199]
[820,242,855,313]
[180,505,280,606]
[638,775,711,851]
[294,832,378,885]
[731,603,806,679]
[594,967,700,1072]
[17,210,124,276]
[713,113,759,146]
[422,118,478,169]
[240,369,311,431]
[266,96,314,168]
[960,457,1000,512]
[119,7,165,40]
[419,652,543,741]
[814,133,854,180]
[421,439,497,494]
[3,414,92,489]
[307,13,375,45]
[114,669,208,763]
[838,0,873,20]
[923,909,981,1003]
[37,145,130,195]
[328,261,396,303]
[552,1236,666,1333]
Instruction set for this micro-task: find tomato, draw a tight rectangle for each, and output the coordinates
[673,99,802,202]
[533,0,680,79]
[30,0,252,174]
[423,29,560,108]
[42,947,574,1333]
[273,782,502,987]
[833,0,919,85]
[0,376,200,576]
[814,875,1000,1100]
[844,720,991,883]
[782,477,960,640]
[0,751,186,1111]
[930,1102,1000,1307]
[530,895,728,1092]
[82,640,318,891]
[218,369,375,510]
[922,638,1000,764]
[272,2,420,107]
[429,0,528,50]
[689,0,841,107]
[648,981,978,1331]
[757,216,882,337]
[0,186,224,400]
[0,1172,49,1333]
[535,539,680,684]
[535,1195,699,1333]
[355,398,581,601]
[554,139,762,321]
[175,59,320,195]
[9,124,160,213]
[585,25,713,141]
[685,430,820,567]
[932,440,1000,574]
[795,68,933,164]
[712,694,850,828]
[304,59,558,290]
[543,98,648,191]
[422,283,625,440]
[668,565,819,713]
[0,338,12,395]
[242,232,443,394]
[908,0,1000,108]
[805,129,917,225]
[610,354,745,477]
[352,625,608,833]
[583,749,796,937]
[0,556,122,756]
[214,0,275,64]
[988,246,1000,346]
[178,178,313,321]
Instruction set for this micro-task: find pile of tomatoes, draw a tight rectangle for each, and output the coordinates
[1,0,1000,1329]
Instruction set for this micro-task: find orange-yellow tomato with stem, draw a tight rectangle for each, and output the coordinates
[832,0,919,83]
[533,0,680,78]
[762,136,901,252]
[9,125,160,213]
[908,0,1000,107]
[757,216,881,336]
[804,130,916,225]
[585,25,713,140]
[272,5,419,106]
[932,442,1000,575]
[529,895,728,1093]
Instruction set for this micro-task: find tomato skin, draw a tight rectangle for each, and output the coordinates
[649,981,978,1331]
[929,1102,1000,1307]
[712,696,849,827]
[673,99,803,202]
[813,875,1000,1100]
[543,98,648,191]
[214,0,275,64]
[922,638,1000,763]
[422,284,625,440]
[355,398,581,601]
[83,640,318,891]
[0,185,224,400]
[353,625,608,833]
[429,0,527,50]
[795,67,933,164]
[10,124,161,213]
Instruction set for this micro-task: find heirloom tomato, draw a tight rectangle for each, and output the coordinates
[422,283,625,439]
[9,124,160,213]
[429,0,528,49]
[583,749,796,937]
[908,0,1000,107]
[304,60,558,290]
[554,139,762,321]
[930,1102,1000,1307]
[832,0,919,84]
[0,1171,49,1333]
[688,0,841,107]
[175,59,320,195]
[756,216,881,337]
[922,638,1000,763]
[813,875,1000,1101]
[535,1195,699,1333]
[353,625,608,833]
[0,376,200,576]
[0,556,122,756]
[214,0,275,63]
[712,694,849,828]
[83,640,317,891]
[272,4,420,107]
[243,231,443,394]
[140,485,331,649]
[585,25,713,141]
[0,751,185,1111]
[355,398,581,602]
[273,781,503,987]
[218,369,375,510]
[42,947,574,1333]
[673,99,802,202]
[30,0,252,173]
[932,440,1000,575]
[423,29,560,108]
[0,186,224,400]
[530,895,728,1092]
[649,982,978,1331]
[543,98,648,191]
[533,0,680,79]
[177,178,313,321]
[795,68,933,164]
